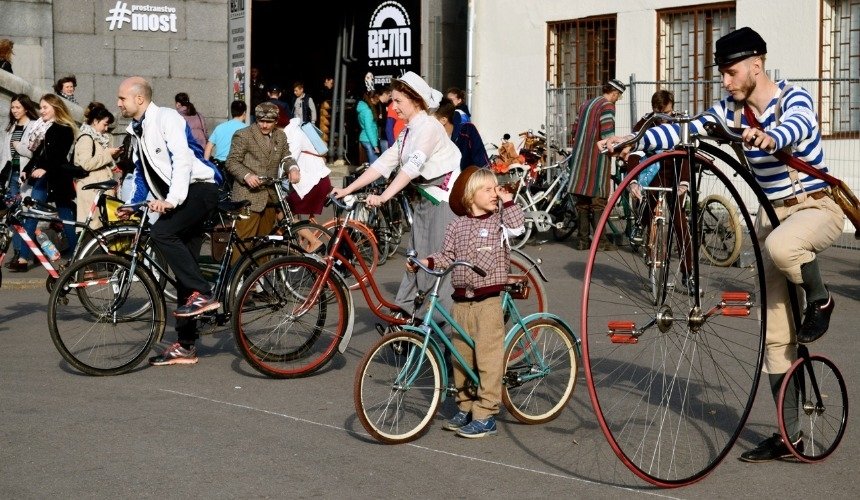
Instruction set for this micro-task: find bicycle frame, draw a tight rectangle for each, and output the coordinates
[395,267,578,398]
[1,187,120,284]
[300,200,405,326]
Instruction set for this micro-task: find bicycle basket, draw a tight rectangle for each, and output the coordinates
[505,275,530,300]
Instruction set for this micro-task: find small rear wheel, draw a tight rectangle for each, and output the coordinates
[778,354,848,462]
[354,331,442,443]
[502,317,578,423]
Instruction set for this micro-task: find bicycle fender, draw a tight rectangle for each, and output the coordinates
[511,248,548,282]
[515,312,582,356]
[298,254,355,353]
[336,273,355,353]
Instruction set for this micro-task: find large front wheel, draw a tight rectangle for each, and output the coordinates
[354,331,442,444]
[581,152,767,486]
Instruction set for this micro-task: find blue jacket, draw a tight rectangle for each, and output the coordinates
[451,116,489,170]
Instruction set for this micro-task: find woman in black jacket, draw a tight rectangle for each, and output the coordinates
[10,94,77,270]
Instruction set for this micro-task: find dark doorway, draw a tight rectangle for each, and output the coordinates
[250,1,346,106]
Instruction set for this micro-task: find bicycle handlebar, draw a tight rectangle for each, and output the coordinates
[118,201,150,214]
[406,250,487,278]
[603,110,745,154]
[22,196,57,215]
[327,193,368,211]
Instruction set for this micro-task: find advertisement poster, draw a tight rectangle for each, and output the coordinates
[359,0,421,89]
[228,0,249,112]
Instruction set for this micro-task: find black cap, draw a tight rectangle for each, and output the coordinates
[712,27,767,67]
[267,84,282,93]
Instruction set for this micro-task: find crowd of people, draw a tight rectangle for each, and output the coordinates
[1,27,848,450]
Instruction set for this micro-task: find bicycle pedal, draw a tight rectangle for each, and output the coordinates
[608,321,638,344]
[721,291,752,316]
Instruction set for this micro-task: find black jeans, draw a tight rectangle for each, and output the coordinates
[149,182,219,343]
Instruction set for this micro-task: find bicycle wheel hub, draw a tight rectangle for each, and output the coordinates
[688,306,705,332]
[656,305,674,333]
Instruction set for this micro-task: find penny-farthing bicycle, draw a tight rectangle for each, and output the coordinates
[580,111,847,487]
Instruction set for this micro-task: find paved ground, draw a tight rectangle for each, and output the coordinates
[1,232,858,498]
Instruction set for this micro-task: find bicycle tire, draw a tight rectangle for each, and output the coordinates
[777,354,848,462]
[648,217,669,306]
[509,194,533,249]
[581,151,767,486]
[383,198,405,258]
[698,194,743,267]
[509,250,548,319]
[228,223,333,310]
[354,330,443,443]
[232,256,348,378]
[502,317,578,424]
[48,254,166,376]
[550,193,576,241]
[76,225,177,304]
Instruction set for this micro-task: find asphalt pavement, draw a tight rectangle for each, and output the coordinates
[1,235,858,499]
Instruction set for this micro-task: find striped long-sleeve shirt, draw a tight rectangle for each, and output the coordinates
[640,80,829,200]
[568,96,616,198]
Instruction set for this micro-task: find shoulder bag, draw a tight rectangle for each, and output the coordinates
[744,105,860,239]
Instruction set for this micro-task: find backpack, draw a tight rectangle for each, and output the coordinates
[60,135,97,179]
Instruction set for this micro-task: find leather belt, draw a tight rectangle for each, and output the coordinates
[772,189,828,208]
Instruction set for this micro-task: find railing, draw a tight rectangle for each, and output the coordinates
[547,76,860,249]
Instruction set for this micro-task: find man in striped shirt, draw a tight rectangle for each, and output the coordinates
[567,79,625,250]
[600,27,845,463]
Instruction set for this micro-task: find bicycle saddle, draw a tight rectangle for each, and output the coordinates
[217,199,251,215]
[81,179,119,191]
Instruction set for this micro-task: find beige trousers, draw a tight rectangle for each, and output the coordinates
[450,296,505,420]
[755,194,843,373]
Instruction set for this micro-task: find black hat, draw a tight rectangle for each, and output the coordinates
[712,27,767,67]
[267,84,282,93]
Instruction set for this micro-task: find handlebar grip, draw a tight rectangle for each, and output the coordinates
[472,266,487,278]
[22,196,56,213]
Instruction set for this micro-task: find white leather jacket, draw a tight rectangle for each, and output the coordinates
[126,101,219,207]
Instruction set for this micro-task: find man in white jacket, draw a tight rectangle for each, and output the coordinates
[117,76,221,366]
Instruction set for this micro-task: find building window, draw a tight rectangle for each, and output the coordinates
[548,15,617,86]
[657,3,736,114]
[821,0,860,136]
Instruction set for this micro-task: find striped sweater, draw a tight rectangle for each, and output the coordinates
[641,80,829,200]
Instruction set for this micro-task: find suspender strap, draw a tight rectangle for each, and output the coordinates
[742,105,839,187]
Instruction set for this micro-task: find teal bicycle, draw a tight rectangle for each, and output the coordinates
[354,251,579,444]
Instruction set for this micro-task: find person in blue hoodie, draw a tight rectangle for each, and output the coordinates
[433,101,489,170]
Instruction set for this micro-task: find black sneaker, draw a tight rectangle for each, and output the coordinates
[174,291,221,317]
[739,433,803,462]
[797,294,835,344]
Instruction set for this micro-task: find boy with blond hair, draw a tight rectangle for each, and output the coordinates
[410,166,524,437]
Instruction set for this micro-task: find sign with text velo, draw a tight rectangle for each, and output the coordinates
[105,1,178,33]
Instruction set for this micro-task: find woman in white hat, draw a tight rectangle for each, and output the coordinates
[332,71,461,314]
